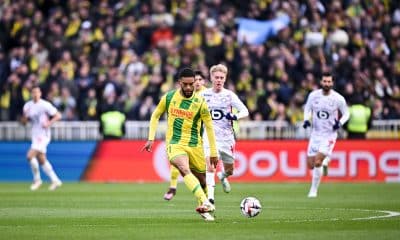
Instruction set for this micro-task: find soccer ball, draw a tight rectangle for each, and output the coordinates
[240,197,262,218]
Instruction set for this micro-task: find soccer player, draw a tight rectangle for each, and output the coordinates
[163,70,207,201]
[201,64,249,203]
[303,72,349,198]
[21,85,63,191]
[142,67,218,221]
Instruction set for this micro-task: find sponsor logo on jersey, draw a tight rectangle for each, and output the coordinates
[170,107,194,119]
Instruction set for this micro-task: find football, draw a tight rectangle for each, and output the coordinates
[240,197,262,218]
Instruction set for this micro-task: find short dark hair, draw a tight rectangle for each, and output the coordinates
[322,72,334,79]
[194,70,205,79]
[178,67,195,79]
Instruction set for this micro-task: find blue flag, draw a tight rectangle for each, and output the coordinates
[236,14,290,45]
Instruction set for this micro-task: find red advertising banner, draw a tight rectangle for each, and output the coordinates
[83,140,400,183]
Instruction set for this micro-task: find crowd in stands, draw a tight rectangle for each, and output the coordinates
[1,0,400,124]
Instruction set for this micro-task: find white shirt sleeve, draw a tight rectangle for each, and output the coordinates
[231,92,249,119]
[45,101,58,116]
[303,92,313,121]
[338,96,350,125]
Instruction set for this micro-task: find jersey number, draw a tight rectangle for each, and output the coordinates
[210,109,224,120]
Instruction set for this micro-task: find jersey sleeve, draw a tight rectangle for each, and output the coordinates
[303,92,313,121]
[23,102,29,116]
[148,94,167,141]
[45,101,58,116]
[200,100,218,157]
[338,95,350,125]
[230,92,249,119]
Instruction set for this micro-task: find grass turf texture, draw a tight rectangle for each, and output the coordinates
[0,183,399,240]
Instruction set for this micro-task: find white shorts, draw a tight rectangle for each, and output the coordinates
[204,141,235,164]
[307,136,336,157]
[31,136,50,153]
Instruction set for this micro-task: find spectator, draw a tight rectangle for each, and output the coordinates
[0,0,398,122]
[346,95,372,139]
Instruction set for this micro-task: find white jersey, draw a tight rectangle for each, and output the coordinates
[201,88,249,147]
[304,89,349,138]
[23,99,58,140]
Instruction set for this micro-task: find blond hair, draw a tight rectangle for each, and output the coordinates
[210,64,228,75]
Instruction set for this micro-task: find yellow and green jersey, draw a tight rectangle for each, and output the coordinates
[148,90,218,157]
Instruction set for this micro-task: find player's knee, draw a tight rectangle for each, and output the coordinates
[314,160,322,167]
[225,169,233,176]
[206,165,215,172]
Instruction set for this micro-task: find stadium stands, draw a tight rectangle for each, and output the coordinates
[0,0,399,123]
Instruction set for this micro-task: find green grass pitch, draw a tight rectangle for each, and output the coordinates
[0,182,399,239]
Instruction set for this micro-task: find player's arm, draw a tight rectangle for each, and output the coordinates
[142,95,166,152]
[338,96,350,126]
[48,112,61,126]
[303,92,313,128]
[200,101,218,166]
[303,93,313,122]
[21,104,29,125]
[230,92,249,119]
[43,102,61,128]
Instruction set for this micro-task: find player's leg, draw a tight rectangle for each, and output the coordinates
[36,139,62,190]
[168,145,213,213]
[308,153,325,198]
[204,146,217,204]
[306,138,319,197]
[37,152,62,190]
[164,165,179,200]
[27,149,42,191]
[322,156,330,176]
[217,150,234,193]
[308,137,335,197]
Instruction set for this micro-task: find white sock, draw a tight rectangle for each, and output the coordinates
[310,167,322,192]
[30,157,41,182]
[206,171,215,200]
[41,161,61,183]
[322,157,330,167]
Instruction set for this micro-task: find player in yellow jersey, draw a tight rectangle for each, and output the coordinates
[163,70,207,201]
[142,67,218,221]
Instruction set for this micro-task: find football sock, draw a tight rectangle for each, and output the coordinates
[183,173,207,204]
[322,157,330,166]
[42,161,61,183]
[221,171,228,179]
[206,171,215,200]
[30,157,41,182]
[311,167,322,192]
[170,166,180,189]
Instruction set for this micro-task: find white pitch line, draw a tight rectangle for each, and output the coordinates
[267,207,400,222]
[352,209,400,220]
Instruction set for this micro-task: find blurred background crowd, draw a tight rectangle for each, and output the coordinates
[0,0,400,124]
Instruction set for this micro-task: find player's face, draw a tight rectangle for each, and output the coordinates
[31,87,42,102]
[320,76,333,92]
[194,74,205,92]
[211,71,226,92]
[179,76,195,98]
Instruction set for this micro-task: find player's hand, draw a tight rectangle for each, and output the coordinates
[141,140,154,152]
[333,119,341,131]
[210,156,218,168]
[303,120,311,129]
[225,113,237,120]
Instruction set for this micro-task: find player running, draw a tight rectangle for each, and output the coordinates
[202,64,249,204]
[303,72,349,198]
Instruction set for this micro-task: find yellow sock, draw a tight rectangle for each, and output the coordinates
[183,173,207,204]
[170,166,180,188]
